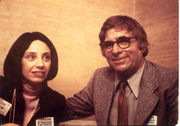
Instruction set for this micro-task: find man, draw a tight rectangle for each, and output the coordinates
[65,15,178,125]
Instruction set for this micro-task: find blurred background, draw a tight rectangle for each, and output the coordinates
[0,0,178,98]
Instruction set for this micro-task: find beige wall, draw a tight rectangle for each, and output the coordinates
[0,0,178,98]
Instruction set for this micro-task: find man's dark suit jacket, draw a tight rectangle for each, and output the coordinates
[66,60,178,125]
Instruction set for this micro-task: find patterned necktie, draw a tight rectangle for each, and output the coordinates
[118,80,128,125]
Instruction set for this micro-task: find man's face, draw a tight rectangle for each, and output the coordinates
[103,28,145,76]
[21,40,51,85]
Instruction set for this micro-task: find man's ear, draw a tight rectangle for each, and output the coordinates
[138,41,147,56]
[101,48,106,57]
[139,46,148,58]
[141,46,147,54]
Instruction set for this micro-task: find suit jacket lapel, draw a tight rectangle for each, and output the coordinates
[98,68,115,125]
[134,61,159,125]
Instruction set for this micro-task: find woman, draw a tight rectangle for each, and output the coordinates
[0,32,66,126]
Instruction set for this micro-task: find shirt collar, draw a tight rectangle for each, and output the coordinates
[115,62,145,98]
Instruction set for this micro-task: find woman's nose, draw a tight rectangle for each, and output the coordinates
[36,58,44,67]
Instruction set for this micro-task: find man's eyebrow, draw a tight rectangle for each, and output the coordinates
[104,36,129,42]
[104,40,114,42]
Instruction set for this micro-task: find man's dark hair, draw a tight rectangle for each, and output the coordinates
[99,15,149,57]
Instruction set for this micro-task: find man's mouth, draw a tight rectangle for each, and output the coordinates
[112,56,128,64]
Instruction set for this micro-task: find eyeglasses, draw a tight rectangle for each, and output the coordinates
[99,36,136,52]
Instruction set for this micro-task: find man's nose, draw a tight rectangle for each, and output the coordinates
[112,43,122,54]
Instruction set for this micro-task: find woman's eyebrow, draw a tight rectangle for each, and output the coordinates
[43,52,51,55]
[24,52,36,55]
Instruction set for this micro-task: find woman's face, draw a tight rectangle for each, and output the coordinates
[21,40,51,85]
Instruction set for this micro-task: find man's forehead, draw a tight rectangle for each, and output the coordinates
[105,28,132,41]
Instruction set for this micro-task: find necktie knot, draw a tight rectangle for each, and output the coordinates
[120,80,127,92]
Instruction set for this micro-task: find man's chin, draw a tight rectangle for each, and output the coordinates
[112,65,128,72]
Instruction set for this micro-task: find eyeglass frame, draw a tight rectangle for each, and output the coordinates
[99,36,136,52]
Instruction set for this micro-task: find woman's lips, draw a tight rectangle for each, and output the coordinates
[32,71,45,78]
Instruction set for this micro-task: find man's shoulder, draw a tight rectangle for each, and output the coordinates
[94,66,114,75]
[146,61,177,73]
[145,60,178,81]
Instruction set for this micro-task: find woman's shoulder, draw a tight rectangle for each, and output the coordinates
[39,86,66,110]
[0,75,3,86]
[0,76,15,90]
[0,76,10,90]
[0,76,14,102]
[0,75,5,83]
[42,86,66,101]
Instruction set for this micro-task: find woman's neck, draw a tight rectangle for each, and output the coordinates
[22,82,42,126]
[22,82,43,96]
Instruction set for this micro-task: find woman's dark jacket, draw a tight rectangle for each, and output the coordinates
[0,76,66,126]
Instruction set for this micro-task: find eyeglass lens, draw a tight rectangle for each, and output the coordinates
[102,36,133,51]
